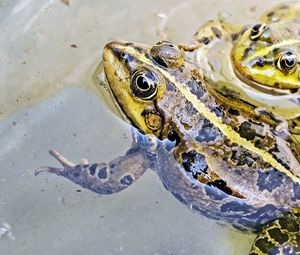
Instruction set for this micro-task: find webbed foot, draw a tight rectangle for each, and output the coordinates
[35,149,76,176]
[35,148,151,194]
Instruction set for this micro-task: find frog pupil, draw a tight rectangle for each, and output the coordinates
[252,24,261,33]
[278,51,297,72]
[136,76,150,90]
[250,24,267,40]
[285,56,295,67]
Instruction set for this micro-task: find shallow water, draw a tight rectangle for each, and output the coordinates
[0,0,284,254]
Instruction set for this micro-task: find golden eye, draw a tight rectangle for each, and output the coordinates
[250,23,267,40]
[131,68,158,100]
[276,50,297,74]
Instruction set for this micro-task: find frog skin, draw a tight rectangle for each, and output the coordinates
[36,40,300,255]
[189,1,300,136]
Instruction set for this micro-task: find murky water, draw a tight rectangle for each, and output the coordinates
[0,1,284,254]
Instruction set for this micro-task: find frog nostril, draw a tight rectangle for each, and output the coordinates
[120,52,126,58]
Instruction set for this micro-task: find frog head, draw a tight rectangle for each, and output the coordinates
[231,22,300,93]
[103,41,185,137]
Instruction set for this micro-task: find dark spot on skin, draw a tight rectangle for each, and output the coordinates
[89,164,97,176]
[234,169,242,176]
[95,187,113,194]
[238,121,257,140]
[120,175,133,185]
[166,80,176,91]
[184,101,198,115]
[279,4,289,10]
[267,150,290,170]
[98,167,108,180]
[231,33,239,41]
[197,36,211,45]
[207,180,233,195]
[204,185,227,200]
[269,145,280,153]
[254,139,263,149]
[255,237,276,254]
[243,47,253,60]
[186,77,206,99]
[211,27,222,39]
[125,147,140,155]
[278,218,299,233]
[167,130,181,146]
[124,42,133,46]
[292,183,300,201]
[196,118,222,143]
[252,57,273,67]
[268,227,289,244]
[178,66,184,73]
[211,106,224,118]
[256,169,283,192]
[109,163,116,170]
[267,11,274,17]
[228,108,240,116]
[71,166,83,178]
[144,52,151,60]
[182,150,208,177]
[73,172,80,177]
[220,201,253,213]
[231,150,254,167]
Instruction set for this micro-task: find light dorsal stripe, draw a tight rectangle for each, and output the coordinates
[122,45,300,184]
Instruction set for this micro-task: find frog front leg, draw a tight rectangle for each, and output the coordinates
[35,147,151,194]
[193,20,242,45]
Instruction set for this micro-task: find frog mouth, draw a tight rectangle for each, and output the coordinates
[232,65,298,96]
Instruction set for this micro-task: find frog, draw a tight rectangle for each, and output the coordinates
[36,39,300,255]
[184,1,300,136]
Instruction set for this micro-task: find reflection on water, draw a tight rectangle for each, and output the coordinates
[0,0,293,255]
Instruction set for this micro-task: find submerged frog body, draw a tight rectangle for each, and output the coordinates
[190,1,300,135]
[36,3,300,255]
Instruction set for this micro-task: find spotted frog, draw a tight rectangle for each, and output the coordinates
[36,5,300,255]
[36,39,300,254]
[188,1,300,136]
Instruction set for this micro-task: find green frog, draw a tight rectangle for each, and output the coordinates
[36,39,299,254]
[188,1,300,136]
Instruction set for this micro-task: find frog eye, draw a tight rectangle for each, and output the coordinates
[150,41,184,68]
[250,24,267,40]
[276,51,298,74]
[131,69,158,100]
